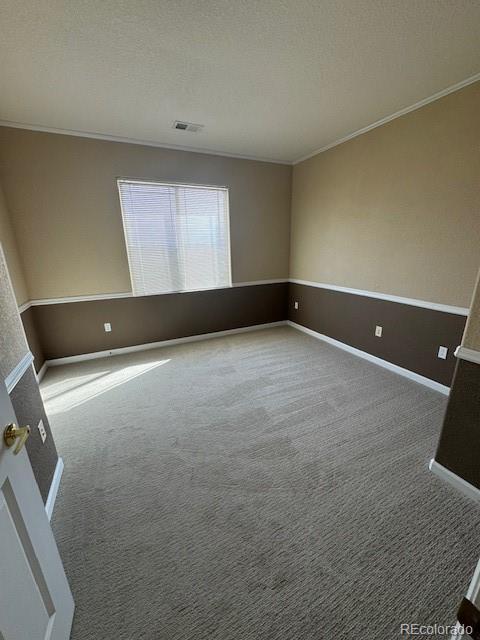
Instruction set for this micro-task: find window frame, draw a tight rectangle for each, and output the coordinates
[117,177,233,297]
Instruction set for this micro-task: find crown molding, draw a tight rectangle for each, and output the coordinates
[293,72,480,164]
[2,72,478,166]
[0,120,290,166]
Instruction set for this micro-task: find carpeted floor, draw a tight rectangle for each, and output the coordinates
[42,326,480,639]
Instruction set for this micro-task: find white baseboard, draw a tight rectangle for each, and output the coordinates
[429,459,480,504]
[39,318,450,396]
[435,459,480,639]
[287,320,450,395]
[45,457,64,521]
[450,555,480,640]
[36,361,48,383]
[44,321,288,368]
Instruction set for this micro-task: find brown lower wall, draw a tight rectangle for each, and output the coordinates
[10,367,58,502]
[21,281,465,389]
[435,359,480,489]
[288,283,466,386]
[24,283,288,361]
[16,280,469,501]
[21,306,45,373]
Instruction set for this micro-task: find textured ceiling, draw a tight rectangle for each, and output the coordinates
[0,1,479,163]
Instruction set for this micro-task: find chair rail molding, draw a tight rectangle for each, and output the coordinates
[455,346,480,365]
[289,279,469,316]
[5,351,34,393]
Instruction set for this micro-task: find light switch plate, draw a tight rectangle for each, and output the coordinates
[104,322,112,332]
[294,301,299,310]
[38,420,47,444]
[375,325,382,337]
[438,346,448,360]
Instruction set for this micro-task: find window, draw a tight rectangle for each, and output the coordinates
[118,179,231,296]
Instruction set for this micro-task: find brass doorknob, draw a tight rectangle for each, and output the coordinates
[4,423,30,454]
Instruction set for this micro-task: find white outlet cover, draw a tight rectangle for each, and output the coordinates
[38,420,47,444]
[294,301,299,310]
[104,322,112,332]
[438,346,448,360]
[375,325,383,337]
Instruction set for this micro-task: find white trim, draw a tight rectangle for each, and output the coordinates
[450,558,480,640]
[21,280,287,307]
[233,279,287,288]
[455,346,480,365]
[0,120,289,165]
[18,279,464,313]
[29,291,133,306]
[5,351,34,393]
[293,72,480,163]
[45,457,64,521]
[466,559,480,605]
[44,321,287,367]
[289,278,469,316]
[429,459,480,504]
[36,361,48,383]
[430,458,480,639]
[287,321,450,395]
[2,74,479,167]
[18,300,31,313]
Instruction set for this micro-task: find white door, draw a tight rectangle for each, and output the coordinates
[0,378,74,640]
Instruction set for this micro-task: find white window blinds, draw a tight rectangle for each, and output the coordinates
[118,180,231,296]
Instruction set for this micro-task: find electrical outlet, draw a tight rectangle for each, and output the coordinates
[104,322,112,332]
[294,301,299,310]
[375,325,383,338]
[38,420,47,444]
[438,346,448,360]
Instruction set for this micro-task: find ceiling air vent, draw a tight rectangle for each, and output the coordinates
[173,120,204,133]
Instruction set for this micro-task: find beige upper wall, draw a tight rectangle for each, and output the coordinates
[2,82,479,307]
[290,81,480,308]
[0,128,291,300]
[0,183,28,305]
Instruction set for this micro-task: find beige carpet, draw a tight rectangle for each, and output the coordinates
[42,326,480,639]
